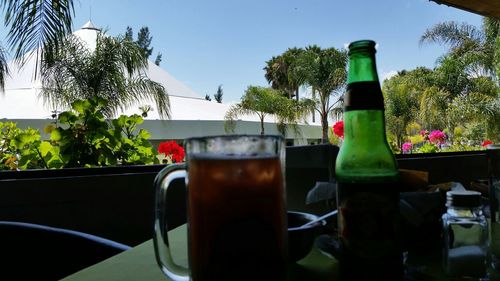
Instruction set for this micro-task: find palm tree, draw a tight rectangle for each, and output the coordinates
[0,0,75,90]
[224,86,310,135]
[418,86,450,130]
[41,32,170,118]
[293,46,348,143]
[264,47,304,101]
[447,83,500,142]
[264,56,287,96]
[420,17,500,78]
[420,17,500,142]
[284,47,305,101]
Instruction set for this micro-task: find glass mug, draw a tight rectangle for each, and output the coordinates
[153,135,288,281]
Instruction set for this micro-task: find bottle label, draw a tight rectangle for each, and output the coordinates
[337,182,400,260]
[344,81,384,111]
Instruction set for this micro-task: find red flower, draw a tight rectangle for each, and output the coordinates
[158,141,185,163]
[482,140,493,147]
[333,121,344,139]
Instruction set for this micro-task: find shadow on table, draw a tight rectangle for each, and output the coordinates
[0,221,131,280]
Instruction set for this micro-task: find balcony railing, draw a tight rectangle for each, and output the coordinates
[0,145,493,246]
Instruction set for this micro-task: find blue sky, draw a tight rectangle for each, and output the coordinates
[39,1,486,102]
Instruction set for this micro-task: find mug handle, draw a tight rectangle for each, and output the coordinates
[153,164,189,281]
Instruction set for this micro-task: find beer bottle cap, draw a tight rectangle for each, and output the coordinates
[348,40,376,55]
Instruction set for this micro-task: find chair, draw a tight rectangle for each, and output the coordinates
[0,221,131,280]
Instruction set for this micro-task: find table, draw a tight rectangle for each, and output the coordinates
[65,224,496,280]
[62,224,338,281]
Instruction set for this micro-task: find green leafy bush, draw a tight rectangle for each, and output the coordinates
[0,122,62,170]
[415,142,439,153]
[50,97,158,167]
[0,97,158,170]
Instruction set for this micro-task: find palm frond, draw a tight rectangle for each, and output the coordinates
[115,35,149,76]
[1,0,75,72]
[418,86,450,129]
[483,17,500,45]
[126,76,170,119]
[224,104,253,133]
[40,30,170,119]
[0,45,9,92]
[41,34,89,111]
[420,21,483,52]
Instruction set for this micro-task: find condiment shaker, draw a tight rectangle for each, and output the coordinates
[442,190,488,280]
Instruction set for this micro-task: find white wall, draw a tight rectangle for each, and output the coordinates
[4,119,322,144]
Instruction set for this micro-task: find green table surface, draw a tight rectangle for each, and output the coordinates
[62,224,338,281]
[65,224,496,280]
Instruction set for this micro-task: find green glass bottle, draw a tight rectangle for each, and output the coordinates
[335,40,402,280]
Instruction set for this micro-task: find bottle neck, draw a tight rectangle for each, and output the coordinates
[344,51,384,112]
[347,51,379,84]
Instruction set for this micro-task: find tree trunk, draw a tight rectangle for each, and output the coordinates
[312,88,316,123]
[260,116,265,135]
[321,113,328,143]
[295,88,299,102]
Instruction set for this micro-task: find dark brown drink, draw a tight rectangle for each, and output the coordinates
[187,154,287,281]
[337,181,402,281]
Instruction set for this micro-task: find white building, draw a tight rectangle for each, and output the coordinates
[0,22,322,145]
